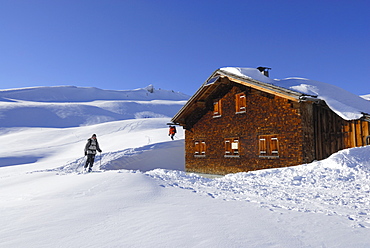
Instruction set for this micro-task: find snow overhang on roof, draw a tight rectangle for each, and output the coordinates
[216,68,305,102]
[172,67,370,125]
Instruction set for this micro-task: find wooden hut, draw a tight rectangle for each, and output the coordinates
[172,67,370,175]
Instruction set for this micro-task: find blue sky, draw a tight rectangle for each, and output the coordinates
[0,0,369,96]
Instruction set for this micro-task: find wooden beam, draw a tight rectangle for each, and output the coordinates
[196,101,206,108]
[352,121,357,147]
[343,122,350,148]
[362,121,369,144]
[355,121,362,146]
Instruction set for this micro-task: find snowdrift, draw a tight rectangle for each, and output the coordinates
[148,145,370,227]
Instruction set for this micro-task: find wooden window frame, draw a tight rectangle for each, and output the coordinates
[225,138,240,158]
[235,92,246,114]
[194,140,206,157]
[259,135,279,158]
[213,99,222,118]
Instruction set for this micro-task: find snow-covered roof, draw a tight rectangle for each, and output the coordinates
[219,67,370,121]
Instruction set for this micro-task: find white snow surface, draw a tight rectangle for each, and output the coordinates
[0,85,188,127]
[220,67,370,120]
[362,94,370,101]
[1,86,370,247]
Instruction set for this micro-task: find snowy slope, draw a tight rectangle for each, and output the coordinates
[362,94,370,101]
[1,85,370,247]
[0,85,189,102]
[0,85,188,127]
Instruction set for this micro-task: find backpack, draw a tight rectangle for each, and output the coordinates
[170,126,177,134]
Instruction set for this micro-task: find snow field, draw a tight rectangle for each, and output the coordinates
[147,145,370,228]
[1,85,370,247]
[2,169,369,248]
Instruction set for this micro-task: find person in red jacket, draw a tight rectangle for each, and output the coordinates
[168,125,177,140]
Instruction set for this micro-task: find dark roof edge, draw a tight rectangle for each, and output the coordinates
[171,69,221,124]
[361,113,370,122]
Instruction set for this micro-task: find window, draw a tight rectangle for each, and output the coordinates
[194,140,206,157]
[213,99,222,118]
[235,93,246,113]
[225,138,239,157]
[259,135,279,157]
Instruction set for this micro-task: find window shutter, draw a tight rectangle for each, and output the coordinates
[225,139,231,154]
[235,93,246,113]
[201,141,206,155]
[194,141,200,155]
[194,140,206,156]
[259,138,267,154]
[270,137,279,154]
[213,100,222,117]
[259,135,279,157]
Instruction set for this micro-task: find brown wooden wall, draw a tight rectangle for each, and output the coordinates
[184,83,312,175]
[343,120,370,148]
[313,103,370,160]
[313,103,345,160]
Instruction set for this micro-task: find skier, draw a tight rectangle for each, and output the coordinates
[168,125,177,140]
[84,134,102,172]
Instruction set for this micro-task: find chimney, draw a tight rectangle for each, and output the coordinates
[257,66,271,77]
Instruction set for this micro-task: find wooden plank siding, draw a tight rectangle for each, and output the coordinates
[313,102,370,160]
[363,121,370,145]
[342,120,370,148]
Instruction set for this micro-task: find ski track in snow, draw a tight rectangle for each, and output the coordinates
[39,144,370,229]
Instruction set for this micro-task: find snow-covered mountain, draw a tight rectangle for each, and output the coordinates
[0,85,189,127]
[0,85,370,247]
[0,85,189,102]
[361,94,370,101]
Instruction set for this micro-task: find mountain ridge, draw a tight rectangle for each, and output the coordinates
[0,85,189,102]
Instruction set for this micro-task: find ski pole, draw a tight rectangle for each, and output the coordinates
[99,152,102,167]
[76,156,85,172]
